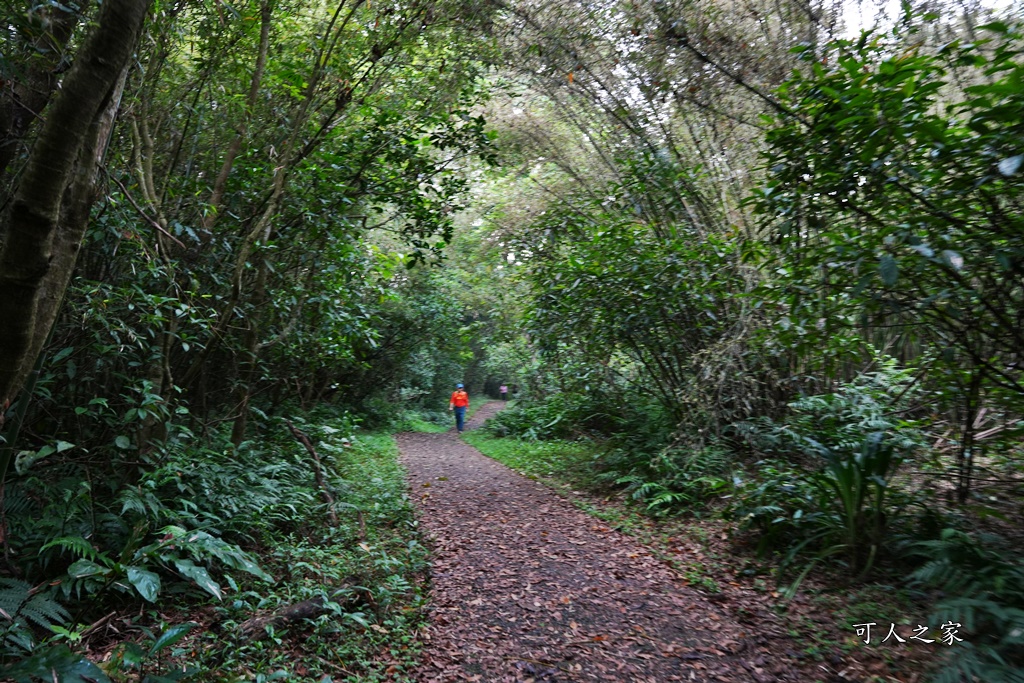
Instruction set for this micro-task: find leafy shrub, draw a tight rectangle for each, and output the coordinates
[485,391,659,441]
[0,415,359,671]
[133,412,358,540]
[486,390,727,513]
[49,525,270,605]
[726,462,822,553]
[608,444,732,515]
[735,356,926,460]
[392,408,450,433]
[730,432,909,594]
[351,396,400,431]
[907,529,1024,683]
[729,363,925,591]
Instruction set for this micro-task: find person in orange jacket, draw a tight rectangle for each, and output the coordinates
[449,383,469,433]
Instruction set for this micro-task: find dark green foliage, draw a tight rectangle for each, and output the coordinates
[726,461,820,552]
[522,170,771,434]
[2,623,199,683]
[730,435,909,595]
[0,3,494,672]
[1,644,113,683]
[610,444,732,515]
[193,431,430,680]
[1,407,427,678]
[135,418,359,538]
[753,20,1024,450]
[908,529,1024,682]
[0,580,69,656]
[729,364,926,590]
[735,357,927,459]
[52,525,271,604]
[755,21,1024,377]
[484,391,636,441]
[5,424,282,611]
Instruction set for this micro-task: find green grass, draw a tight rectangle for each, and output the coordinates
[397,413,449,433]
[396,396,496,434]
[461,431,599,489]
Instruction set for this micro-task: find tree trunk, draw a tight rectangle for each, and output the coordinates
[0,0,151,413]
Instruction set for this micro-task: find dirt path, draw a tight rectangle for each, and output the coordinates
[399,402,787,682]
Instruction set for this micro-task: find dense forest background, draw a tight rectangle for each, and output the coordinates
[0,0,1022,680]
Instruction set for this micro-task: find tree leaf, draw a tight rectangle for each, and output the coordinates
[173,559,222,600]
[67,559,111,579]
[148,622,195,656]
[127,566,162,603]
[879,255,899,285]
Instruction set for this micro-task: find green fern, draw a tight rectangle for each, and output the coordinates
[117,485,169,522]
[39,535,102,563]
[1,484,32,518]
[908,529,1024,681]
[0,579,69,655]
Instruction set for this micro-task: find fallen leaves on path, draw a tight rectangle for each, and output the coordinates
[399,404,797,682]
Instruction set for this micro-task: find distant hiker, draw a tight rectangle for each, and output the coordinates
[449,383,469,433]
[499,384,508,401]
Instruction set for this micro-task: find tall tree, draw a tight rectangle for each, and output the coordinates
[0,0,151,416]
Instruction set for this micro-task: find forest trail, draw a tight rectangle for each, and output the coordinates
[399,402,785,682]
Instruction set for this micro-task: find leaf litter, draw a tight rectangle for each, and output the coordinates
[400,404,792,682]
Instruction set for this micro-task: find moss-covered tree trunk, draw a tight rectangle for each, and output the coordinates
[0,0,150,414]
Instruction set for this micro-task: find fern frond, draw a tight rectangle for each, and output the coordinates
[0,579,68,631]
[0,579,32,620]
[1,484,34,517]
[39,535,100,562]
[19,593,69,630]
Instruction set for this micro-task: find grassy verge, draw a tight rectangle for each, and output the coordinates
[462,431,597,488]
[396,411,449,433]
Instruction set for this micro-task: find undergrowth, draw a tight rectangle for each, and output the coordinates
[0,412,428,683]
[185,430,429,682]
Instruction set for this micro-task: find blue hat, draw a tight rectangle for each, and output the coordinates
[456,383,464,388]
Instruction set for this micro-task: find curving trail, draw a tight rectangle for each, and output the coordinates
[400,402,788,682]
